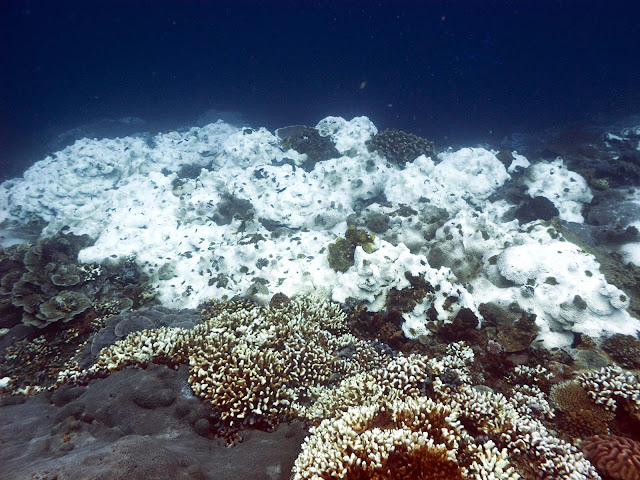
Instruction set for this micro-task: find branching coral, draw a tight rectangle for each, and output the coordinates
[577,366,640,412]
[59,296,387,430]
[295,342,598,480]
[54,297,625,478]
[293,397,469,480]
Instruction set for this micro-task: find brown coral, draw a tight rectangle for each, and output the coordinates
[581,435,640,480]
[366,128,435,165]
[551,380,615,437]
[602,334,640,370]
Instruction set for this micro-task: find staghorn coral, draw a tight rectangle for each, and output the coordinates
[581,435,640,480]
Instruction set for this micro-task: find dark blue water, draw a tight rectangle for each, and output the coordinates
[1,0,639,180]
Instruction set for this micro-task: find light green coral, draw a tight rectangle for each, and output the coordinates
[327,225,375,272]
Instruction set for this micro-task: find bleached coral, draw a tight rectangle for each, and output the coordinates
[577,365,640,411]
[493,241,639,347]
[1,115,634,351]
[524,158,593,223]
[384,147,509,213]
[292,397,467,480]
[54,296,612,479]
[296,341,598,480]
[59,297,387,428]
[315,115,378,155]
[510,364,554,383]
[330,239,481,339]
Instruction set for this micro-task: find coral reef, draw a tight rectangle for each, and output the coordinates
[581,434,640,480]
[0,233,157,392]
[366,129,435,165]
[6,293,640,478]
[293,342,598,479]
[60,297,388,434]
[4,115,640,478]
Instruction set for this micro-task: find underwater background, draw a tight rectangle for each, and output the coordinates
[2,0,640,180]
[2,1,640,480]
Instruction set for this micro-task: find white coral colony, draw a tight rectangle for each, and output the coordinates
[3,116,638,348]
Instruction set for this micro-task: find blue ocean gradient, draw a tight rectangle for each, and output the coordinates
[1,0,639,180]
